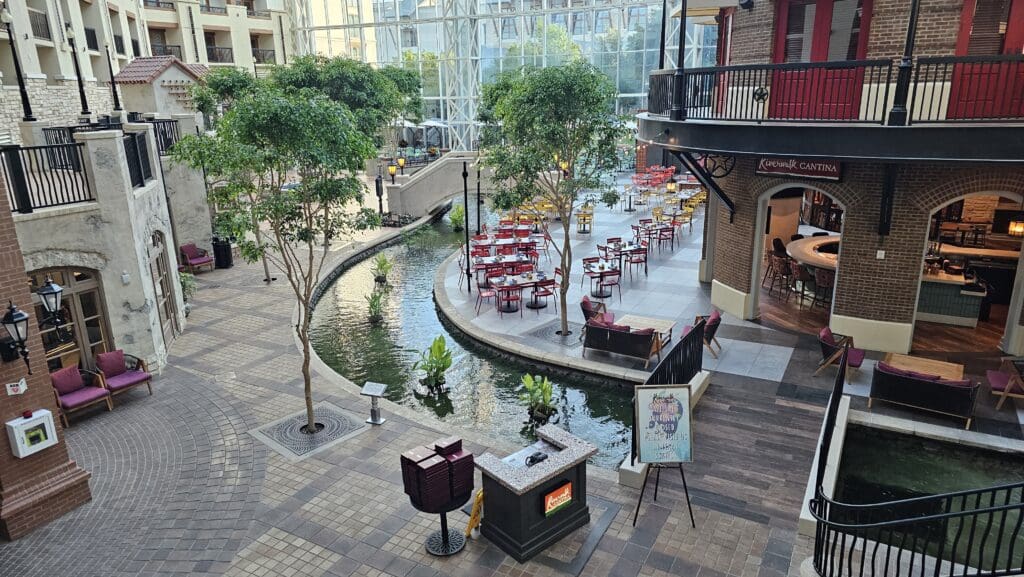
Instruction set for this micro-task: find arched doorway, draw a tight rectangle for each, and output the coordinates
[912,192,1024,353]
[149,231,179,345]
[751,184,846,333]
[27,268,113,373]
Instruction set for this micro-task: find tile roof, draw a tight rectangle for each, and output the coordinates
[114,56,207,85]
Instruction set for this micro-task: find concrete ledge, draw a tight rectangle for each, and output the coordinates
[798,394,850,537]
[830,314,913,353]
[848,409,1024,454]
[711,279,755,320]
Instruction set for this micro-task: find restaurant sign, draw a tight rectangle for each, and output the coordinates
[543,482,573,517]
[756,158,842,182]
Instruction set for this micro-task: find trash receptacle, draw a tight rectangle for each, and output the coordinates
[212,237,233,269]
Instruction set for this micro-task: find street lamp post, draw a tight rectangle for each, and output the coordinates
[476,167,481,235]
[1,6,35,121]
[65,24,91,117]
[375,171,384,217]
[105,45,122,112]
[388,163,397,184]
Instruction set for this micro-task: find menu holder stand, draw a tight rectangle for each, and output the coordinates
[401,438,474,557]
[423,496,471,556]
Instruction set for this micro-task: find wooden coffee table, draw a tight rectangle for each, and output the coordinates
[883,353,964,381]
[616,314,676,345]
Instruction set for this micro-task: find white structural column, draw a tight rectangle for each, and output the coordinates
[442,0,479,151]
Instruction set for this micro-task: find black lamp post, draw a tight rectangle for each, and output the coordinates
[105,45,122,112]
[65,23,91,117]
[375,170,384,216]
[1,6,35,121]
[37,276,70,343]
[475,167,481,235]
[462,162,471,294]
[388,163,397,184]
[2,301,31,373]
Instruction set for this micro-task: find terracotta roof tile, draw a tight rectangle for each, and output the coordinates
[114,56,205,85]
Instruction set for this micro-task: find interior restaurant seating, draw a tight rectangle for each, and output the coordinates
[870,362,978,429]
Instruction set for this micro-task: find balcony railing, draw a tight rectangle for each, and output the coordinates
[200,4,228,14]
[206,45,233,63]
[131,39,140,56]
[27,8,50,40]
[152,44,183,59]
[113,35,125,55]
[123,133,153,189]
[1,143,93,213]
[248,8,271,18]
[648,54,1024,125]
[143,0,175,8]
[84,27,98,51]
[252,48,275,64]
[147,119,181,155]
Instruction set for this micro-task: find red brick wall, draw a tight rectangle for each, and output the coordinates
[0,182,91,540]
[711,160,1024,325]
[728,2,778,65]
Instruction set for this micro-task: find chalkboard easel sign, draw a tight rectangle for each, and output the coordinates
[632,384,696,528]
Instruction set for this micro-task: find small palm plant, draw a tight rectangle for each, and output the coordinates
[519,374,556,422]
[371,253,392,284]
[366,289,385,324]
[413,335,453,392]
[449,204,466,232]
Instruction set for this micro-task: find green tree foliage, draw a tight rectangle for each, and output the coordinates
[269,55,422,146]
[189,67,260,122]
[171,88,378,432]
[501,23,582,71]
[479,61,626,336]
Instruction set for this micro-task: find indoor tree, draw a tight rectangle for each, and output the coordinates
[172,88,378,433]
[479,60,625,336]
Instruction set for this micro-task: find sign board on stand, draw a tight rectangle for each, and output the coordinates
[632,385,696,528]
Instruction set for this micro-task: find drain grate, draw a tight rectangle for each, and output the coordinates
[524,320,585,349]
[250,402,368,461]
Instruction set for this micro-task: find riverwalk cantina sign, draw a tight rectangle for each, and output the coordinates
[756,158,842,181]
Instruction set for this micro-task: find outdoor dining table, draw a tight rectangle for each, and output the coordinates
[608,242,648,275]
[624,192,641,212]
[582,263,620,298]
[491,271,552,310]
[472,234,544,248]
[475,254,531,267]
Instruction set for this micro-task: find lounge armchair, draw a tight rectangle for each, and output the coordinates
[50,365,112,427]
[582,317,661,369]
[579,296,614,324]
[688,310,723,358]
[814,327,866,377]
[96,349,153,401]
[871,362,977,429]
[180,243,214,273]
[986,369,1024,411]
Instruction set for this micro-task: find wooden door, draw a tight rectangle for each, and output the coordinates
[770,0,871,120]
[949,0,1024,119]
[149,233,177,345]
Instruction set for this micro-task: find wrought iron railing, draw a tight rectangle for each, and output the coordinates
[252,48,275,64]
[27,8,50,40]
[807,348,1024,577]
[123,132,153,189]
[84,27,98,51]
[248,9,271,18]
[910,54,1024,123]
[147,119,180,155]
[648,69,673,116]
[113,35,125,55]
[143,0,175,8]
[152,44,182,59]
[200,3,228,14]
[630,318,705,465]
[206,45,233,63]
[1,143,92,213]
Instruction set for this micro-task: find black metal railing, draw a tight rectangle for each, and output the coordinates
[152,44,183,59]
[147,119,180,155]
[807,348,1024,577]
[252,48,275,64]
[131,38,140,56]
[84,27,98,51]
[248,9,271,18]
[27,8,50,40]
[630,318,705,466]
[648,69,673,116]
[1,143,92,213]
[113,34,125,55]
[200,4,228,14]
[143,0,175,8]
[911,54,1024,123]
[123,132,153,189]
[206,45,233,63]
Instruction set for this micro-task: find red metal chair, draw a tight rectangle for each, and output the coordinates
[627,246,648,280]
[581,257,601,290]
[496,285,523,318]
[599,271,622,303]
[531,279,557,313]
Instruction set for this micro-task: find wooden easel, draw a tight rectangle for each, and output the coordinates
[631,462,696,528]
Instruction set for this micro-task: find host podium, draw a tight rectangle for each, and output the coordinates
[474,425,597,562]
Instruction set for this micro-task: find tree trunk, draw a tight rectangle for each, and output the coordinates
[252,219,273,282]
[558,216,573,335]
[299,315,317,432]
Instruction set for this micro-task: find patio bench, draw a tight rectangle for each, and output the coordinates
[869,361,978,429]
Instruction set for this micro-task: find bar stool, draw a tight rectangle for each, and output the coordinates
[812,268,835,309]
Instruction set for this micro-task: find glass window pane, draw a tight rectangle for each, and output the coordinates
[85,317,106,346]
[80,290,100,319]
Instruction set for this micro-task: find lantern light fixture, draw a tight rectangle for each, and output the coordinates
[1,301,31,373]
[387,163,397,184]
[397,155,406,175]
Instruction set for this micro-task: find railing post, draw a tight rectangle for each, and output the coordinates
[887,0,922,126]
[670,0,688,121]
[2,145,33,214]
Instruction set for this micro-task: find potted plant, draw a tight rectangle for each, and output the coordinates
[371,253,393,284]
[449,204,466,232]
[519,374,557,422]
[179,272,197,317]
[601,188,620,210]
[413,335,453,392]
[366,289,385,324]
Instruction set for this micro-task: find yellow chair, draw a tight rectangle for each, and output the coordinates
[576,212,593,234]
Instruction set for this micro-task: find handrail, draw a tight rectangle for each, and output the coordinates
[1,143,93,213]
[686,58,894,75]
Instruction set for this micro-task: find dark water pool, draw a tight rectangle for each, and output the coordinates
[310,207,632,468]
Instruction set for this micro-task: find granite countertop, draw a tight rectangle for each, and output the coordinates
[921,269,969,285]
[474,425,597,495]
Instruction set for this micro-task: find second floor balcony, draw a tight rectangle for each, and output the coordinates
[252,48,275,64]
[199,3,228,15]
[206,45,233,63]
[152,44,183,59]
[640,54,1024,164]
[142,0,175,8]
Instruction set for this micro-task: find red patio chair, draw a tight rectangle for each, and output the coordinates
[95,349,153,402]
[50,365,112,427]
[180,243,214,273]
[531,279,557,313]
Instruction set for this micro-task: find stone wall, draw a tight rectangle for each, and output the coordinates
[0,175,91,540]
[161,115,213,253]
[0,79,115,143]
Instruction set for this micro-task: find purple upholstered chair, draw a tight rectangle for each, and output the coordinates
[180,243,214,273]
[580,295,614,324]
[814,326,866,377]
[50,365,112,427]
[96,349,153,402]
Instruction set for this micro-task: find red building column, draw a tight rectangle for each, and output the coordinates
[0,188,91,540]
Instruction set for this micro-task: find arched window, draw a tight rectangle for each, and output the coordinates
[27,268,111,372]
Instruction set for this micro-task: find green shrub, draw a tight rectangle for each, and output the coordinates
[449,205,466,232]
[413,335,453,390]
[371,253,392,282]
[519,374,556,421]
[366,289,385,323]
[179,272,197,302]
